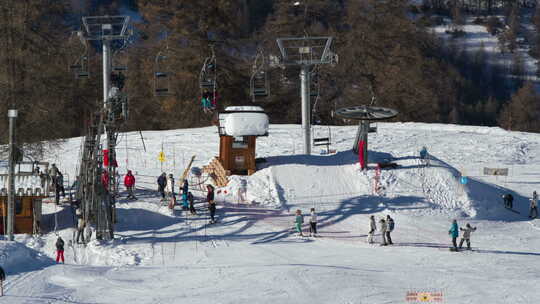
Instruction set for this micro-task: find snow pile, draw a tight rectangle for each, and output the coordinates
[221,112,269,136]
[0,240,52,273]
[0,175,44,193]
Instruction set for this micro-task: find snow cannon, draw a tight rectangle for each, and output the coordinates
[204,106,269,184]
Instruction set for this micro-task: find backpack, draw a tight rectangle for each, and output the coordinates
[389,219,395,231]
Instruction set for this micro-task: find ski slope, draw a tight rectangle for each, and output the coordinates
[1,123,539,304]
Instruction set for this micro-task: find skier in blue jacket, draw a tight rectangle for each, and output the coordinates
[448,220,459,250]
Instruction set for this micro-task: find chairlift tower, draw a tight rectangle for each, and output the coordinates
[78,15,131,240]
[275,37,337,154]
[335,106,398,170]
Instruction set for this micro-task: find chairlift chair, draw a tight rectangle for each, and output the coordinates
[199,56,217,89]
[250,51,270,102]
[154,50,171,96]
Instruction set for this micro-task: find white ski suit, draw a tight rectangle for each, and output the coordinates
[380,220,388,245]
[367,218,376,243]
[166,177,175,197]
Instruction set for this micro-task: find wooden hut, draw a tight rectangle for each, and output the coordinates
[209,106,269,178]
[0,162,49,235]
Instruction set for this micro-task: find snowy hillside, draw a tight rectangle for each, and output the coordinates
[1,122,540,304]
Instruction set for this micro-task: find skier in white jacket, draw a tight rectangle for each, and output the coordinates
[309,208,318,237]
[166,174,175,199]
[459,223,477,250]
[367,215,376,244]
[379,218,388,246]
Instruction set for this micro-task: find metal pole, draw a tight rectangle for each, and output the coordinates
[102,38,111,147]
[7,109,18,241]
[300,65,311,155]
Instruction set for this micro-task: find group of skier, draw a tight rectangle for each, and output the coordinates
[294,208,318,237]
[156,173,211,219]
[502,190,538,219]
[448,220,477,251]
[367,215,395,246]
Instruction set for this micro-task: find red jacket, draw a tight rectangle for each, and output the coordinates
[124,172,135,187]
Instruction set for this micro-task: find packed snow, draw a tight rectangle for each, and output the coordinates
[1,122,539,304]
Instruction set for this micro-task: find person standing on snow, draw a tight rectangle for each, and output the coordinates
[380,218,388,246]
[124,170,136,199]
[166,174,176,207]
[502,193,514,209]
[386,215,394,245]
[181,180,189,210]
[55,236,65,263]
[449,220,459,251]
[49,163,59,191]
[367,215,376,244]
[459,223,477,250]
[419,147,428,166]
[309,208,318,237]
[188,192,196,215]
[295,209,304,237]
[207,185,216,223]
[529,191,538,219]
[157,173,167,199]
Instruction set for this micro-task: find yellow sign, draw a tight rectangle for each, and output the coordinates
[158,151,166,162]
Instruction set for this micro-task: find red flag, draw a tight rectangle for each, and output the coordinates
[358,140,366,170]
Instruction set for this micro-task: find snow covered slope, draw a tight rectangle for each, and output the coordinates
[1,122,539,304]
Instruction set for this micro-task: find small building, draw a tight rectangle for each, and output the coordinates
[0,162,49,235]
[217,106,269,176]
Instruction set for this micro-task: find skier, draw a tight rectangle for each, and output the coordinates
[76,213,86,244]
[459,223,477,250]
[380,218,388,246]
[54,177,62,205]
[124,170,136,199]
[419,146,428,166]
[367,215,376,244]
[201,91,212,111]
[309,208,318,237]
[157,173,167,199]
[188,192,196,215]
[207,185,216,223]
[529,191,538,219]
[166,174,176,207]
[386,215,394,245]
[448,219,459,251]
[57,172,66,197]
[49,163,59,191]
[181,180,189,210]
[295,209,304,237]
[55,236,65,263]
[502,193,514,209]
[238,179,247,204]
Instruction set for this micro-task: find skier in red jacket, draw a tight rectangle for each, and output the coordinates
[124,170,136,199]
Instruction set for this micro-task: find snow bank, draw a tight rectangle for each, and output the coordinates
[220,112,269,136]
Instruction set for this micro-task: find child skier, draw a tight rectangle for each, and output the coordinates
[295,209,304,237]
[449,220,459,251]
[55,236,65,263]
[502,193,514,209]
[124,170,136,199]
[181,180,189,210]
[386,215,394,245]
[207,185,216,223]
[367,215,376,244]
[459,223,477,250]
[188,192,196,215]
[309,208,318,237]
[166,174,176,208]
[379,218,388,246]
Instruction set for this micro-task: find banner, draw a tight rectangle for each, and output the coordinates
[483,168,508,176]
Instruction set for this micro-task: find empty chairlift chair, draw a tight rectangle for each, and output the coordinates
[154,51,171,96]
